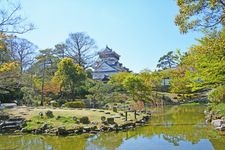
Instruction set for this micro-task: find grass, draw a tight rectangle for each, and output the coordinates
[4,106,145,129]
[25,115,78,130]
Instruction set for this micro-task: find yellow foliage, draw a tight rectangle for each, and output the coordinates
[0,62,19,73]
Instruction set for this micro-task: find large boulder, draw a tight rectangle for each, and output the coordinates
[216,124,225,131]
[211,119,223,127]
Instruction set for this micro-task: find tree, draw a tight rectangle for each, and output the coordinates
[169,66,192,94]
[65,32,97,68]
[6,37,37,73]
[0,62,21,101]
[87,80,114,107]
[175,0,225,33]
[35,49,56,105]
[0,33,11,64]
[54,58,87,99]
[157,51,181,70]
[182,28,225,89]
[109,72,131,92]
[0,0,34,34]
[54,43,67,59]
[123,74,144,101]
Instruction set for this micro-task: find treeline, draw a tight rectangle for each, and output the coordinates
[1,0,225,107]
[0,1,165,107]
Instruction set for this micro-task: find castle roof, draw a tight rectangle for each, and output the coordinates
[98,46,120,59]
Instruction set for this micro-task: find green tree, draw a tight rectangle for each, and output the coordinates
[182,28,225,89]
[35,49,56,105]
[175,0,225,33]
[87,81,114,107]
[0,62,21,102]
[123,74,144,101]
[169,66,192,95]
[157,51,181,70]
[109,72,131,92]
[54,58,87,99]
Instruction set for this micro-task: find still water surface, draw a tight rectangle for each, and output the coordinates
[0,105,225,150]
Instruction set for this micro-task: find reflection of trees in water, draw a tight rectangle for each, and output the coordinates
[89,105,224,150]
[1,106,225,150]
[162,134,185,146]
[0,135,51,150]
[44,135,87,150]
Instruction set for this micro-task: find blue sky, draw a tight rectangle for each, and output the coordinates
[18,0,201,72]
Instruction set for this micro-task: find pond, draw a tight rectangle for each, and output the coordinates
[0,105,225,150]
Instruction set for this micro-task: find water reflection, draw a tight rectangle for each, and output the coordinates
[0,105,225,150]
[86,105,224,150]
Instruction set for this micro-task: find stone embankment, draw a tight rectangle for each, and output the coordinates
[205,110,225,131]
[0,113,151,136]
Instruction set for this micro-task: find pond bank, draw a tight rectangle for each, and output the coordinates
[0,107,151,136]
[205,103,225,131]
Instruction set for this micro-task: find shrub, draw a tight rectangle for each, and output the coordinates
[208,86,225,103]
[80,116,90,124]
[64,101,85,108]
[50,101,60,107]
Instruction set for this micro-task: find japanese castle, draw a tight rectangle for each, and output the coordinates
[92,46,129,80]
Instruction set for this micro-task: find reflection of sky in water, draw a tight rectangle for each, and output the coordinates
[0,106,223,150]
[116,135,214,150]
[86,134,214,150]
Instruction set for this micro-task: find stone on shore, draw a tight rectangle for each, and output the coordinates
[211,119,223,127]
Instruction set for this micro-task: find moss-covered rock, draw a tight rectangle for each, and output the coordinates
[80,116,90,124]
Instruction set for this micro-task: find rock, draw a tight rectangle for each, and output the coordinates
[113,107,117,113]
[56,115,61,120]
[100,125,108,131]
[101,116,106,122]
[38,112,43,118]
[0,114,9,121]
[221,116,225,123]
[211,119,223,127]
[80,116,90,124]
[120,113,124,116]
[107,117,115,124]
[142,116,150,122]
[83,126,91,133]
[147,111,151,116]
[57,127,68,136]
[41,123,48,131]
[72,116,77,121]
[121,122,135,129]
[105,112,110,114]
[102,121,108,125]
[74,127,83,134]
[45,110,54,118]
[216,124,225,131]
[35,129,42,134]
[90,130,98,134]
[21,128,32,133]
